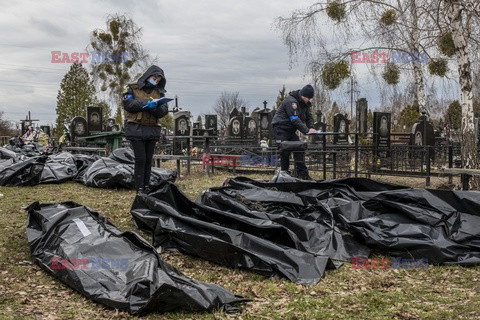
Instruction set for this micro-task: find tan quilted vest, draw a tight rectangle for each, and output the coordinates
[124,83,162,126]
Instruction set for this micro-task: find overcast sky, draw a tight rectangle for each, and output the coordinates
[0,0,320,127]
[0,0,460,128]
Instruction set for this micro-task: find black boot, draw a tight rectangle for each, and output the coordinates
[297,173,313,181]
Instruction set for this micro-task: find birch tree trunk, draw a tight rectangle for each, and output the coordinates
[446,0,478,183]
[403,0,428,115]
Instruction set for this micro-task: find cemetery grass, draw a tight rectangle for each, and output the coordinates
[0,165,479,320]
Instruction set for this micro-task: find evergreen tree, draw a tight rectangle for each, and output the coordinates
[275,85,287,109]
[159,113,173,129]
[397,103,420,132]
[96,100,112,123]
[55,63,96,136]
[114,107,122,126]
[445,100,461,130]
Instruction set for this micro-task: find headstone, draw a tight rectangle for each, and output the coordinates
[245,117,257,140]
[70,116,88,141]
[205,115,218,136]
[173,111,191,136]
[411,115,434,146]
[87,106,102,135]
[258,109,275,145]
[373,112,391,157]
[356,98,368,135]
[173,111,191,155]
[228,116,243,139]
[105,118,116,132]
[333,113,349,144]
[312,110,326,143]
[229,107,239,119]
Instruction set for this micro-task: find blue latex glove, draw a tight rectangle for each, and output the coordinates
[143,100,158,110]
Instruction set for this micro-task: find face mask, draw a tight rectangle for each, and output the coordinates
[147,79,158,86]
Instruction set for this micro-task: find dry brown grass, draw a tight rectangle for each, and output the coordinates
[0,162,478,319]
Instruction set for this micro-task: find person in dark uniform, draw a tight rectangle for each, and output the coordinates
[122,65,169,193]
[271,84,316,180]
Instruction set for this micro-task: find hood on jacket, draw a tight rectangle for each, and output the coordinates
[137,65,166,91]
[289,90,311,108]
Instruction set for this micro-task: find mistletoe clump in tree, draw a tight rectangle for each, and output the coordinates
[88,14,153,122]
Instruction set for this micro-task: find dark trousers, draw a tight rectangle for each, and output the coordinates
[130,140,157,190]
[272,127,308,176]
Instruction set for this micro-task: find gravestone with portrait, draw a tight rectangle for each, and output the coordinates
[244,117,257,140]
[228,116,243,139]
[173,111,191,137]
[257,109,275,144]
[311,109,327,144]
[173,111,191,155]
[373,112,391,157]
[70,116,88,141]
[87,106,103,136]
[411,115,434,147]
[411,114,435,161]
[356,98,368,135]
[205,115,218,136]
[105,118,120,132]
[333,113,349,144]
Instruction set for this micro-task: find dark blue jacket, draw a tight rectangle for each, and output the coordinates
[271,90,314,134]
[122,65,168,140]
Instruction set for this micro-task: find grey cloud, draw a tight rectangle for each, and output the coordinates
[29,18,68,38]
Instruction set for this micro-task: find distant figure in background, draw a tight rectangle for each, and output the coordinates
[22,126,35,142]
[122,65,169,193]
[271,84,316,180]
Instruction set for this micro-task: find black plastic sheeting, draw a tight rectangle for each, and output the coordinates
[40,153,79,184]
[83,148,176,188]
[71,154,101,182]
[211,177,480,265]
[26,201,246,315]
[131,177,480,286]
[0,154,47,186]
[130,181,338,285]
[2,139,47,157]
[0,147,176,187]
